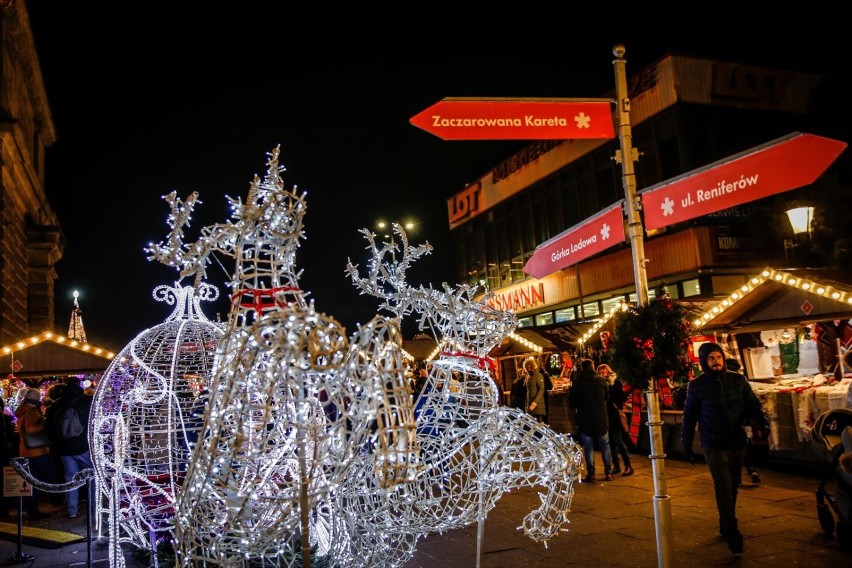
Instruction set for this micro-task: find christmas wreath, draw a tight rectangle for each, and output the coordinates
[607,289,693,391]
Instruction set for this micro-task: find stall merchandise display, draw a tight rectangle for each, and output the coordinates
[751,375,851,451]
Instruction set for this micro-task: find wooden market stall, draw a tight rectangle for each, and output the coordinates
[0,330,115,409]
[488,326,588,433]
[686,266,852,464]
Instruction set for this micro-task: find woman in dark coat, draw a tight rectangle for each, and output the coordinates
[568,359,614,482]
[598,364,634,476]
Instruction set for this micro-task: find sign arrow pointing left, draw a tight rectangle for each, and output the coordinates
[410,97,615,140]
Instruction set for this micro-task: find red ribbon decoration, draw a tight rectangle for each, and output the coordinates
[231,286,301,315]
[439,351,495,372]
[627,377,674,445]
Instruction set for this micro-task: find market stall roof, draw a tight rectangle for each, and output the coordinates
[1,330,115,379]
[692,267,852,334]
[402,335,439,361]
[517,324,588,350]
[488,326,580,357]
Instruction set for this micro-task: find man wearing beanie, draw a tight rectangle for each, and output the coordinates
[681,342,769,554]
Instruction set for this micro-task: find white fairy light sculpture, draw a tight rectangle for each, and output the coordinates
[155,148,419,567]
[337,224,583,566]
[89,281,224,568]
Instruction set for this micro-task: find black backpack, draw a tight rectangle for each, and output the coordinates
[55,400,85,440]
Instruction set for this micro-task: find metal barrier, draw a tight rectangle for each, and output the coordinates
[3,457,94,567]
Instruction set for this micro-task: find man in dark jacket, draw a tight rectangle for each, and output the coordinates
[568,358,614,482]
[681,342,769,555]
[45,378,93,518]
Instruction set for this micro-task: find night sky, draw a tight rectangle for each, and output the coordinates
[23,3,848,351]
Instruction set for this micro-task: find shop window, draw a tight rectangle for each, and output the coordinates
[681,278,701,298]
[535,312,554,326]
[628,289,657,303]
[579,301,600,319]
[555,307,575,323]
[517,316,533,328]
[500,262,512,286]
[486,263,500,290]
[601,296,625,314]
[561,168,580,227]
[711,274,748,296]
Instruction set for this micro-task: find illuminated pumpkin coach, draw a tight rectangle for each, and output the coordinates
[89,282,224,557]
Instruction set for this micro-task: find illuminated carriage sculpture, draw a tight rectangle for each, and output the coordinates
[143,147,420,567]
[90,281,225,568]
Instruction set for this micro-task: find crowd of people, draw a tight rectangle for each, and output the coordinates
[0,377,94,520]
[1,351,770,558]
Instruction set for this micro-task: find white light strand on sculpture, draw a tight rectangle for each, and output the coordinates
[337,225,583,567]
[90,282,224,568]
[158,148,419,567]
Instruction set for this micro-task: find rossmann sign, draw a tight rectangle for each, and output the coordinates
[486,283,545,312]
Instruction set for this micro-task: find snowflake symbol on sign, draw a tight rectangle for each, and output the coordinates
[601,223,611,240]
[574,112,591,129]
[661,197,675,217]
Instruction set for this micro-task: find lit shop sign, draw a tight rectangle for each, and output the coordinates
[487,283,545,312]
[448,182,482,226]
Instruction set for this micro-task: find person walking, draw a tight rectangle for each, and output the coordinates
[598,363,634,476]
[523,358,547,423]
[45,378,93,518]
[14,388,56,520]
[569,358,614,482]
[681,342,769,554]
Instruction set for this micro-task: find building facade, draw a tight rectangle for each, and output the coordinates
[448,53,842,331]
[0,0,63,345]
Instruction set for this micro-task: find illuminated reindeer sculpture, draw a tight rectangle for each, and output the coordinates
[336,225,583,567]
[146,148,419,567]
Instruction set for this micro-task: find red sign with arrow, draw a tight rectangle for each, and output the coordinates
[410,97,615,140]
[524,202,625,279]
[640,132,847,231]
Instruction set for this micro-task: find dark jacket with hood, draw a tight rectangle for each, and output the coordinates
[568,360,610,437]
[681,342,768,452]
[45,382,93,456]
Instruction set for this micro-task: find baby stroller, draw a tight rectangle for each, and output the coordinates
[809,407,852,549]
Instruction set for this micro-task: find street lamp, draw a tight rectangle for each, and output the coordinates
[376,219,416,252]
[376,219,415,239]
[784,206,815,260]
[786,206,814,235]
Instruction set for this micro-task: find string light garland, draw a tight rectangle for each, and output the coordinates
[693,266,852,328]
[0,331,115,359]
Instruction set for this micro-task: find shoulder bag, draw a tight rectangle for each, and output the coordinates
[22,426,51,449]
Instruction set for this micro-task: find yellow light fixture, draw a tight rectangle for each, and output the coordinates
[786,206,814,235]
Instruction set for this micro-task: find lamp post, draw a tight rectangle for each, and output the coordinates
[784,206,815,261]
